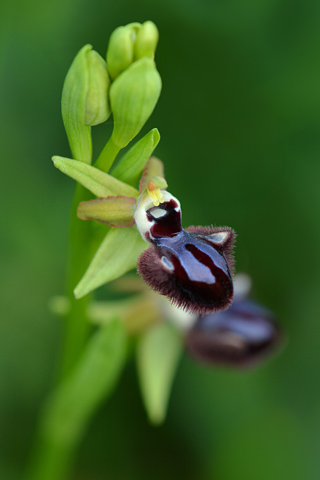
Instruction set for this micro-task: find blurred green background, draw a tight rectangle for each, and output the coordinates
[1,0,320,478]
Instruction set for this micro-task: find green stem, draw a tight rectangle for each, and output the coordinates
[27,132,120,478]
[28,118,122,480]
[27,184,92,480]
[94,135,121,172]
[59,183,93,380]
[26,436,75,480]
[60,132,122,373]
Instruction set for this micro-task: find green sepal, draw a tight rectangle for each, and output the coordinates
[77,195,136,227]
[85,50,111,126]
[106,24,141,80]
[41,319,127,446]
[111,128,160,186]
[137,322,182,424]
[139,156,165,192]
[74,226,147,299]
[52,156,139,198]
[61,45,92,163]
[110,58,162,149]
[134,21,159,60]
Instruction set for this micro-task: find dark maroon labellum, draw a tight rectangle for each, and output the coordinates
[186,299,282,368]
[147,199,182,238]
[137,197,235,314]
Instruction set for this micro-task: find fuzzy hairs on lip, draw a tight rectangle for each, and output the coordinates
[137,225,236,315]
[134,184,236,314]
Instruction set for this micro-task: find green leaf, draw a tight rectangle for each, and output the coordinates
[74,226,147,298]
[61,45,92,164]
[111,128,160,186]
[52,156,139,198]
[41,319,127,447]
[77,195,136,227]
[110,58,162,148]
[137,322,182,425]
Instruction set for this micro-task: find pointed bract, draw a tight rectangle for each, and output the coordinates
[53,156,139,199]
[110,58,162,148]
[111,129,160,186]
[74,227,147,298]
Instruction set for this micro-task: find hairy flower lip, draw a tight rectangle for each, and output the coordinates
[134,177,236,314]
[137,225,235,315]
[186,225,236,272]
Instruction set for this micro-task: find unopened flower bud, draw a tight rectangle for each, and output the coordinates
[134,21,159,59]
[106,24,140,80]
[110,58,162,148]
[62,45,111,163]
[84,50,111,126]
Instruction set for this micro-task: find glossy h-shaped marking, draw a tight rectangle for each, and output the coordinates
[135,189,235,314]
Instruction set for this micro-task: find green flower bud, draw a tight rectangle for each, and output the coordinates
[85,50,111,126]
[106,23,141,80]
[52,156,139,198]
[62,45,111,163]
[134,21,159,60]
[110,58,162,149]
